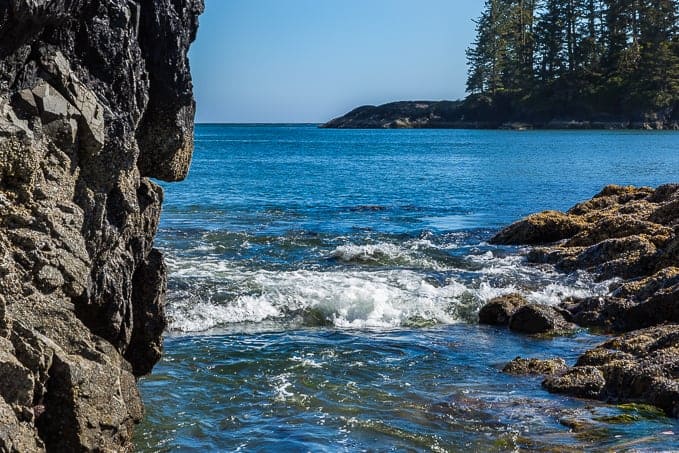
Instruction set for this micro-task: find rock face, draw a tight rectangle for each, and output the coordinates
[0,1,203,451]
[489,184,679,416]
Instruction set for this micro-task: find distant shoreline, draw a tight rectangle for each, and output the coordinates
[321,100,679,130]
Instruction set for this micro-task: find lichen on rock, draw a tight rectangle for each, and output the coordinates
[484,183,679,416]
[0,0,203,450]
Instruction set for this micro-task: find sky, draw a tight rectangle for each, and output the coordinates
[190,0,483,123]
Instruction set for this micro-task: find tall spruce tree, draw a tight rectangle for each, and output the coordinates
[630,0,679,110]
[466,0,679,120]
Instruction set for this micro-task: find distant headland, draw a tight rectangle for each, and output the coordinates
[324,0,679,130]
[322,99,679,130]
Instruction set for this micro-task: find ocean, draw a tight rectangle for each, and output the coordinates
[135,125,679,451]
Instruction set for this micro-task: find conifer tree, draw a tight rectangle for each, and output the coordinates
[466,0,679,120]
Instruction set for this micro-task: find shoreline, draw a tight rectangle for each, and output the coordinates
[321,101,679,130]
[480,184,679,417]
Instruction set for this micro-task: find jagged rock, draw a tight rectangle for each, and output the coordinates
[0,339,34,409]
[0,0,203,450]
[559,296,632,330]
[478,293,528,325]
[496,184,679,328]
[490,211,585,245]
[502,357,568,376]
[508,304,574,334]
[542,366,606,399]
[547,325,679,417]
[0,396,44,453]
[494,184,679,416]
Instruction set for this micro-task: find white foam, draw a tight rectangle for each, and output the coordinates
[271,373,295,401]
[330,243,406,263]
[327,240,446,270]
[165,242,615,333]
[526,279,615,306]
[169,297,281,332]
[165,258,482,331]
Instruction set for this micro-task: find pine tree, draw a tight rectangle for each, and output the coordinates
[630,0,679,110]
[535,0,567,81]
[465,0,679,121]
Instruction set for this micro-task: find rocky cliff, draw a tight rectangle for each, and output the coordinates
[0,1,203,451]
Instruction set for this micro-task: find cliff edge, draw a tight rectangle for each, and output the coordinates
[0,1,203,451]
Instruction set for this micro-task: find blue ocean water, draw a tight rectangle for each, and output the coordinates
[136,125,679,451]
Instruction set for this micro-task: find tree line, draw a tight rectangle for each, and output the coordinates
[466,0,679,119]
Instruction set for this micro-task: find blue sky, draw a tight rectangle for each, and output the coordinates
[190,0,482,123]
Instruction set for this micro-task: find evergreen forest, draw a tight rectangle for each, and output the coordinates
[465,0,679,122]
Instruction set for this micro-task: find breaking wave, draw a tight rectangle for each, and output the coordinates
[163,236,614,333]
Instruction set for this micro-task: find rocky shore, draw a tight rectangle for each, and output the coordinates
[0,1,203,451]
[321,100,679,130]
[481,184,679,417]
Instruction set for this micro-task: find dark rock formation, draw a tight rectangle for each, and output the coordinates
[489,184,679,416]
[321,100,679,130]
[321,101,479,129]
[478,294,528,326]
[0,0,203,450]
[544,325,679,417]
[542,366,606,399]
[502,357,568,376]
[491,184,679,329]
[508,304,575,335]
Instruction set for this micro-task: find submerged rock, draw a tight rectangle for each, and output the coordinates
[0,0,203,450]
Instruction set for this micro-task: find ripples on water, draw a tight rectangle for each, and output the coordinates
[136,125,679,451]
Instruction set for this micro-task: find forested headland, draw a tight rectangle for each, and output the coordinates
[324,0,679,129]
[466,0,679,125]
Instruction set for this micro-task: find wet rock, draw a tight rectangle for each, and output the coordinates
[509,304,574,334]
[125,247,168,376]
[503,357,568,376]
[549,325,679,417]
[0,0,203,450]
[559,296,632,330]
[478,294,528,326]
[542,366,606,399]
[494,184,679,415]
[495,184,679,331]
[490,210,585,245]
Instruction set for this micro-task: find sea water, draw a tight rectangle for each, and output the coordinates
[136,125,679,451]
